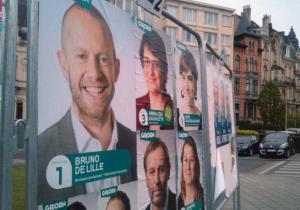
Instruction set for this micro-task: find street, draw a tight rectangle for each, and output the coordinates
[223,153,300,210]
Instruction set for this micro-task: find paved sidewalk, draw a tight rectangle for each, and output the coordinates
[222,161,300,209]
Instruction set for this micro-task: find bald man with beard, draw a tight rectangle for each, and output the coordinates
[38,4,136,204]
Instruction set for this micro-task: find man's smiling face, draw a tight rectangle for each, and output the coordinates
[58,6,119,120]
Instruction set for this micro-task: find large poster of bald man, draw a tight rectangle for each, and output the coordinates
[38,0,138,205]
[206,61,238,209]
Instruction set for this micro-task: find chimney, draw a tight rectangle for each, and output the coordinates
[242,5,251,24]
[262,15,271,29]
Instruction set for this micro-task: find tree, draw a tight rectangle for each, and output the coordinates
[257,81,285,129]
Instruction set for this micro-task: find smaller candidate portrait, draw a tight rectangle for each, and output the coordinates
[135,24,175,131]
[177,133,204,210]
[137,131,176,210]
[176,46,202,131]
[106,191,131,210]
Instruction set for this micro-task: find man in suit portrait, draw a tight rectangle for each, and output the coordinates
[143,139,175,210]
[38,3,137,204]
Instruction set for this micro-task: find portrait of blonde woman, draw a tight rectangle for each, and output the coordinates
[178,137,204,209]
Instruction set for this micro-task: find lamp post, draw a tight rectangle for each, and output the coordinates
[285,99,287,130]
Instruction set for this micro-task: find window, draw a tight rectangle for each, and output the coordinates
[235,103,240,119]
[183,8,197,24]
[204,32,217,46]
[245,79,250,92]
[245,103,255,119]
[183,30,196,43]
[234,78,240,94]
[247,57,255,72]
[235,56,240,71]
[253,80,258,94]
[224,54,230,65]
[205,12,217,26]
[115,0,124,9]
[166,5,177,17]
[222,15,232,27]
[221,35,231,46]
[16,101,23,119]
[165,27,177,38]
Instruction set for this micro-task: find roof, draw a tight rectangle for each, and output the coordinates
[234,12,260,38]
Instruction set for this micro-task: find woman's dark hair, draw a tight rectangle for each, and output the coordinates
[139,30,168,92]
[67,202,86,210]
[180,50,198,82]
[106,191,131,210]
[180,136,203,201]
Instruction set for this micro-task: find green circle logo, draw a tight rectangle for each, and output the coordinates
[164,105,172,123]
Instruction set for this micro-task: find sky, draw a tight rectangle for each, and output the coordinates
[198,0,300,40]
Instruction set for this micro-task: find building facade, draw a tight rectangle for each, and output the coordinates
[260,15,300,115]
[157,0,235,68]
[233,6,263,121]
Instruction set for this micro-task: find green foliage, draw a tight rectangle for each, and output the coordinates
[287,112,300,128]
[13,165,25,210]
[237,120,251,129]
[237,129,259,137]
[257,81,285,128]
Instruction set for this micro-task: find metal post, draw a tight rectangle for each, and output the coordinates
[0,0,18,209]
[230,70,241,210]
[26,0,38,209]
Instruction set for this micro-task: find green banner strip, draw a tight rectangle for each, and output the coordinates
[185,199,202,210]
[67,150,132,185]
[184,114,201,127]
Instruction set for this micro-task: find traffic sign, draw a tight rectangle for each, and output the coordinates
[137,0,165,17]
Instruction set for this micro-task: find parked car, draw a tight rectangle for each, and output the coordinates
[287,128,300,137]
[237,135,259,156]
[259,131,296,158]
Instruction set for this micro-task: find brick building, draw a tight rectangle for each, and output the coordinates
[233,6,263,121]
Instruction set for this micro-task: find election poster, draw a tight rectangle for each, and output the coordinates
[176,131,204,210]
[38,0,138,208]
[206,59,238,209]
[137,130,176,210]
[175,41,202,131]
[135,19,175,131]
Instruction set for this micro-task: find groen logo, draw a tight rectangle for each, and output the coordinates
[164,105,172,123]
[137,19,152,32]
[101,186,118,198]
[43,200,67,210]
[176,41,187,52]
[140,131,156,141]
[74,0,92,11]
[178,131,189,141]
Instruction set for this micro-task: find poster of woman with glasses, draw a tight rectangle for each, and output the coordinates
[135,20,175,131]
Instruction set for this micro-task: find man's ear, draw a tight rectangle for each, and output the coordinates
[114,58,120,82]
[57,50,69,80]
